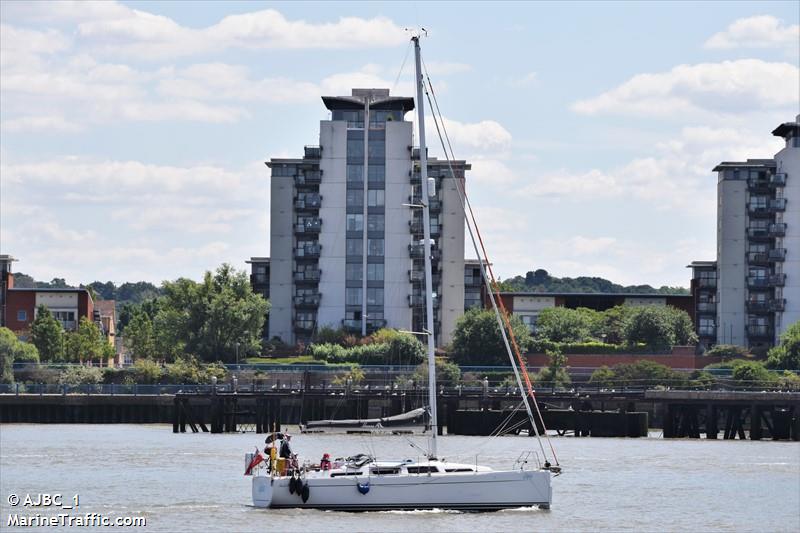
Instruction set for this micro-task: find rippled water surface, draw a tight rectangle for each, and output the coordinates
[1,425,798,532]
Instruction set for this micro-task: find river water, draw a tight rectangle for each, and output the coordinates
[0,425,798,532]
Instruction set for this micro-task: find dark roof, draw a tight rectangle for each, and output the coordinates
[687,261,716,268]
[246,257,270,264]
[713,159,775,172]
[322,95,415,113]
[772,121,799,138]
[9,287,89,293]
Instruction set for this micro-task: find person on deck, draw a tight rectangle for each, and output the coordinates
[279,434,294,459]
[320,453,332,471]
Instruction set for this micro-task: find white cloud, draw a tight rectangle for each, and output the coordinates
[521,125,782,212]
[426,116,513,155]
[705,15,800,50]
[1,115,84,133]
[6,2,407,59]
[571,59,798,117]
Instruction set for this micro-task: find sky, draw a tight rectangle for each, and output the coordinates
[1,1,798,288]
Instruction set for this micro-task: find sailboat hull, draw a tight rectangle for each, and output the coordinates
[256,469,551,511]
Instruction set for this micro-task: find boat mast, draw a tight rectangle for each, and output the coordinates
[412,35,438,458]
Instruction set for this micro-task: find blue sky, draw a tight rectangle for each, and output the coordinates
[1,1,798,287]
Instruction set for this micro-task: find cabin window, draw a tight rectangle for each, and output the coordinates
[370,468,400,475]
[445,468,475,473]
[406,466,439,474]
[330,472,363,477]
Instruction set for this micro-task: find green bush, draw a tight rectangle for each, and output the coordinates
[705,344,751,359]
[529,340,652,355]
[412,358,462,387]
[731,361,776,383]
[588,366,616,388]
[313,326,348,346]
[704,358,754,371]
[611,360,686,387]
[59,366,103,386]
[688,370,716,387]
[127,359,163,384]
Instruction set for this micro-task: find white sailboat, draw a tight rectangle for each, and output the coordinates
[247,34,558,512]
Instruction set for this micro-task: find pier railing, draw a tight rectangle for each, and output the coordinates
[1,378,797,396]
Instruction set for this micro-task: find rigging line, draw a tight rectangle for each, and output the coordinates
[392,41,413,94]
[420,66,558,466]
[422,85,545,463]
[420,60,560,464]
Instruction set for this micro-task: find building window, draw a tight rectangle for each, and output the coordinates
[367,214,385,232]
[368,140,385,161]
[367,263,384,281]
[346,264,363,281]
[346,214,364,231]
[346,288,363,306]
[346,239,363,256]
[347,164,364,183]
[368,190,385,207]
[17,310,27,322]
[347,139,365,161]
[368,239,384,257]
[367,288,384,306]
[347,190,364,207]
[368,166,385,182]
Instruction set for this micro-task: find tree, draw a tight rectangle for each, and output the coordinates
[535,348,571,387]
[123,312,157,360]
[623,307,677,349]
[450,308,532,366]
[63,317,106,364]
[534,307,595,343]
[588,365,615,388]
[766,321,800,371]
[158,264,269,363]
[597,305,635,344]
[611,360,683,387]
[30,306,64,362]
[0,327,40,383]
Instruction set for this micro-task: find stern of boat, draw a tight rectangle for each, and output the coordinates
[252,476,273,508]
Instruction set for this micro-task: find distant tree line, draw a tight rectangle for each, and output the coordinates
[496,268,689,295]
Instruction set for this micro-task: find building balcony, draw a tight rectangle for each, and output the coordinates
[295,170,322,186]
[748,274,786,288]
[698,326,716,338]
[769,173,787,186]
[747,299,786,313]
[294,269,321,282]
[294,195,322,210]
[409,294,439,307]
[748,252,769,264]
[768,248,787,261]
[409,220,441,236]
[304,146,322,159]
[697,302,716,313]
[410,147,428,160]
[294,321,315,333]
[769,223,787,237]
[747,178,770,191]
[409,270,440,285]
[341,318,387,332]
[409,196,442,211]
[697,278,717,288]
[409,244,441,260]
[748,227,770,240]
[746,325,772,338]
[251,273,268,285]
[294,244,322,259]
[769,198,787,211]
[295,219,322,234]
[294,294,321,307]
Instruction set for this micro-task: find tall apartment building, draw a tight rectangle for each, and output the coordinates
[266,88,469,347]
[690,114,799,348]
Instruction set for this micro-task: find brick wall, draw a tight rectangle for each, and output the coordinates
[527,346,722,370]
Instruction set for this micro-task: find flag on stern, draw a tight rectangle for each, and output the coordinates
[245,447,265,475]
